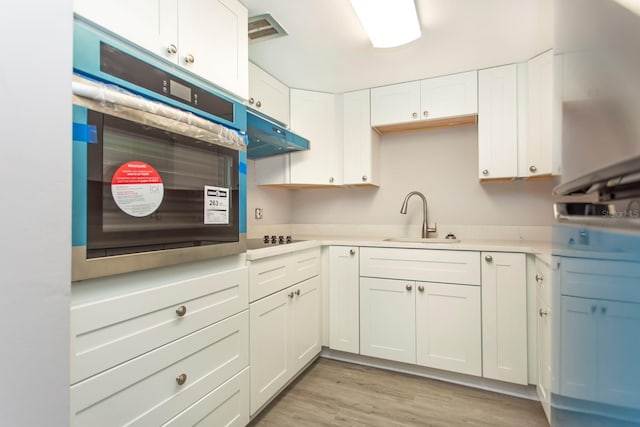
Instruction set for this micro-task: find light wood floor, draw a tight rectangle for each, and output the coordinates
[250,358,548,427]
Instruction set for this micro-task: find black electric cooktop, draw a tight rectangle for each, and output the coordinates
[246,235,305,250]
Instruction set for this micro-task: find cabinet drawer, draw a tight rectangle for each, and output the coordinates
[71,266,248,384]
[71,311,249,427]
[249,247,321,302]
[163,367,249,427]
[360,248,480,285]
[560,258,640,303]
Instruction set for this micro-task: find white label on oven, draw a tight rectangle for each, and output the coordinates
[204,185,230,225]
[111,161,164,217]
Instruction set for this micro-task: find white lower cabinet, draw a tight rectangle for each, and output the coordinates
[416,282,481,376]
[481,252,528,384]
[328,246,360,353]
[535,256,552,422]
[250,275,321,415]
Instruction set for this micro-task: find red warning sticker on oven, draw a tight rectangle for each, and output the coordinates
[111,161,164,217]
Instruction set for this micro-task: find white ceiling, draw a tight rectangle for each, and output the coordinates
[240,0,553,93]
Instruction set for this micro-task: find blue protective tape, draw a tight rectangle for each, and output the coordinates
[72,122,97,143]
[239,161,247,175]
[72,106,89,246]
[239,150,247,234]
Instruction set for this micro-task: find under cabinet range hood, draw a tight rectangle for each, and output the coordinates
[246,111,309,158]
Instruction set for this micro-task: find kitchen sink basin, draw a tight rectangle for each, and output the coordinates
[384,237,460,244]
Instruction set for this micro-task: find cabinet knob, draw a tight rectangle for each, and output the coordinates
[423,110,429,117]
[482,169,489,176]
[175,305,187,317]
[256,100,262,108]
[248,97,255,105]
[167,44,178,55]
[418,285,425,292]
[295,289,301,296]
[288,292,295,299]
[529,165,537,173]
[176,373,187,386]
[405,283,413,291]
[412,112,418,119]
[535,273,543,284]
[591,305,597,313]
[349,249,356,255]
[485,255,493,262]
[329,177,334,183]
[538,308,549,317]
[362,175,368,182]
[184,54,195,64]
[601,306,607,315]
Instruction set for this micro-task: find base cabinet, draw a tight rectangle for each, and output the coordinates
[250,275,321,414]
[535,257,552,422]
[328,246,360,353]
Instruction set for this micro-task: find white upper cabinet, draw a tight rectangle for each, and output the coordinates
[478,64,519,180]
[343,89,380,186]
[248,62,290,126]
[521,49,560,177]
[74,0,248,99]
[371,71,478,131]
[289,89,343,186]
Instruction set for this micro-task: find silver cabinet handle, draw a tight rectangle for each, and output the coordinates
[412,112,418,119]
[167,44,178,55]
[288,292,295,299]
[535,273,543,283]
[185,54,195,64]
[405,283,413,291]
[329,177,334,183]
[349,249,356,255]
[176,305,187,317]
[482,169,489,176]
[256,100,262,108]
[295,289,301,296]
[248,97,255,105]
[362,175,368,182]
[529,165,537,173]
[176,373,187,386]
[418,285,425,292]
[538,308,549,317]
[485,255,493,262]
[423,110,429,117]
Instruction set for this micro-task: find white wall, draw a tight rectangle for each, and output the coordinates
[291,126,556,227]
[0,2,72,425]
[247,159,293,228]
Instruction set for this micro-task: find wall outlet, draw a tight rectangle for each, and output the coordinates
[255,207,263,220]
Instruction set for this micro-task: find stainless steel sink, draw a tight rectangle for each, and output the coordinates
[384,237,460,244]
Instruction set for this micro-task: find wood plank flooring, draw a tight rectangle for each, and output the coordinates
[250,358,548,427]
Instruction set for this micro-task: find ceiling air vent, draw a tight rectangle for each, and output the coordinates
[248,14,288,43]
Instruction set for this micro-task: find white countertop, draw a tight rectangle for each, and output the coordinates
[245,235,552,263]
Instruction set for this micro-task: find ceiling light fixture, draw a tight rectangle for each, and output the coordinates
[350,0,422,48]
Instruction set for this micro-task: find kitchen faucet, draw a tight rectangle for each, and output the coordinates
[400,191,437,238]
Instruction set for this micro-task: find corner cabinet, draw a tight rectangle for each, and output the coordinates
[481,252,528,385]
[328,246,360,353]
[248,62,289,126]
[343,89,381,186]
[73,0,248,99]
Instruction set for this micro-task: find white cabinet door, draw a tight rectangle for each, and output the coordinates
[536,295,551,422]
[73,0,178,61]
[249,288,291,414]
[289,275,322,373]
[289,89,343,185]
[360,277,416,364]
[416,282,481,376]
[370,81,421,126]
[178,0,248,99]
[248,62,289,125]
[478,64,519,180]
[328,246,360,353]
[481,252,528,384]
[524,49,555,177]
[420,71,478,120]
[343,89,380,186]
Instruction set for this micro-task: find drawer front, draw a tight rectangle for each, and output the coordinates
[249,254,292,302]
[560,257,640,303]
[71,311,249,427]
[162,367,249,427]
[360,248,480,285]
[71,266,248,384]
[290,247,321,285]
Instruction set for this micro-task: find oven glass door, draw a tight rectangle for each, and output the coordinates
[86,110,239,258]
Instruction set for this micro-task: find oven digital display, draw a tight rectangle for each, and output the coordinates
[170,79,192,102]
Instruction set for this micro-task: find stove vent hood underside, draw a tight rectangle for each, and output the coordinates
[246,111,310,158]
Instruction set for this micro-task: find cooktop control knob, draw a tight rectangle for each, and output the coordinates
[286,236,292,243]
[263,235,270,244]
[278,235,285,244]
[271,235,277,244]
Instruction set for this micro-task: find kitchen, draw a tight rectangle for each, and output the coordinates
[3,1,640,426]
